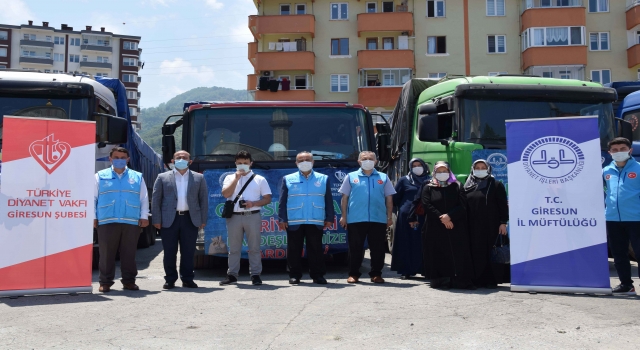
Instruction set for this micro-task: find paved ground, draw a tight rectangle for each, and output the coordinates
[1,239,639,349]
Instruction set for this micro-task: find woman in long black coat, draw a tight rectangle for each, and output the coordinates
[411,161,475,290]
[391,158,429,279]
[463,160,509,288]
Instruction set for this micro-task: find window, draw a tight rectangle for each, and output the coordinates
[382,1,394,12]
[428,72,447,79]
[366,2,377,12]
[69,54,79,63]
[296,4,306,14]
[54,36,64,45]
[488,35,506,53]
[129,107,137,116]
[591,69,611,84]
[331,74,349,92]
[488,72,508,76]
[294,75,308,89]
[95,72,108,77]
[45,36,52,42]
[97,56,109,63]
[54,53,64,62]
[123,57,138,66]
[82,55,88,62]
[280,4,291,15]
[0,31,7,40]
[427,36,447,54]
[382,37,394,50]
[23,33,36,40]
[331,38,349,55]
[589,32,609,51]
[588,0,608,13]
[122,74,137,82]
[52,70,61,73]
[367,38,378,50]
[127,90,137,99]
[559,70,571,79]
[123,41,138,50]
[331,3,348,20]
[427,0,445,17]
[70,38,80,46]
[638,69,640,81]
[295,38,307,51]
[0,48,6,57]
[487,0,505,16]
[522,26,584,50]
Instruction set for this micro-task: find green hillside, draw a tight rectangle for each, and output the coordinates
[137,86,251,153]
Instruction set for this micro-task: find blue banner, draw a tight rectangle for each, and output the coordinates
[203,167,357,259]
[472,150,508,194]
[506,117,610,294]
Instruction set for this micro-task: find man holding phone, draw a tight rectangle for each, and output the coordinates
[220,151,272,286]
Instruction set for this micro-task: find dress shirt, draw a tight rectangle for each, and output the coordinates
[174,169,190,211]
[94,167,149,220]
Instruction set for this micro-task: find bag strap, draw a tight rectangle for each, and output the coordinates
[493,234,502,247]
[232,174,256,204]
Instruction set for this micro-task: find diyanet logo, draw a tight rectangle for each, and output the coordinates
[487,153,508,171]
[29,134,71,174]
[334,170,347,183]
[522,136,584,184]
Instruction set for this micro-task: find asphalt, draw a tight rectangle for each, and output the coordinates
[1,240,639,349]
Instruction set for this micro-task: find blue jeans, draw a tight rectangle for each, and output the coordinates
[606,221,640,286]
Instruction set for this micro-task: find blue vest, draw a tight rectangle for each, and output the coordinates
[346,169,388,224]
[96,167,143,226]
[603,157,640,222]
[285,171,328,225]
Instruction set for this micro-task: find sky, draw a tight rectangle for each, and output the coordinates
[2,0,257,108]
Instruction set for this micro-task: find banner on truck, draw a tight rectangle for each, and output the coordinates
[0,116,95,297]
[204,167,357,259]
[472,149,508,194]
[506,116,610,294]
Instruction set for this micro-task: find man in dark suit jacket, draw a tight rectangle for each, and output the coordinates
[152,151,208,289]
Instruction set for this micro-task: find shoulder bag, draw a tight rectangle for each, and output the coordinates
[490,234,510,264]
[221,174,256,218]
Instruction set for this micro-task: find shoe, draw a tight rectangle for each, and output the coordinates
[122,283,139,291]
[612,284,636,295]
[219,275,238,286]
[313,276,327,285]
[347,276,359,283]
[182,281,198,288]
[98,285,110,293]
[400,275,410,280]
[163,282,175,290]
[289,277,300,285]
[370,276,385,284]
[251,275,263,286]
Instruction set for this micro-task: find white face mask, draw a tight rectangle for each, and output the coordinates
[237,164,250,173]
[435,173,450,182]
[297,161,313,172]
[361,160,375,171]
[611,151,630,162]
[473,169,489,178]
[412,166,424,176]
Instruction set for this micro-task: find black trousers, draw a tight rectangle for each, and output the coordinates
[161,211,198,284]
[347,222,387,278]
[607,221,640,286]
[98,223,140,286]
[287,224,326,279]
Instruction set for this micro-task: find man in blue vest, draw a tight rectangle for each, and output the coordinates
[603,137,640,295]
[94,147,149,293]
[278,151,334,285]
[339,151,395,284]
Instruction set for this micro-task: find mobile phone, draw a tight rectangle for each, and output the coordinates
[239,200,247,208]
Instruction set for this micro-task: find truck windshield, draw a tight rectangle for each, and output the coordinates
[622,109,640,142]
[190,107,370,161]
[461,98,615,149]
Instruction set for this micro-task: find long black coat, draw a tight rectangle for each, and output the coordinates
[464,178,510,284]
[421,182,474,284]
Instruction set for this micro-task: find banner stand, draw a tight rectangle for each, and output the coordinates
[511,285,612,295]
[0,287,93,298]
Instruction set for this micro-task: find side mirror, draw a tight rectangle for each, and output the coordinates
[376,122,391,162]
[418,103,438,116]
[418,114,439,142]
[94,113,128,145]
[162,135,176,165]
[617,118,633,142]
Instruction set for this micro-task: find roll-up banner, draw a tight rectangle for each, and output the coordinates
[0,116,95,297]
[506,116,611,294]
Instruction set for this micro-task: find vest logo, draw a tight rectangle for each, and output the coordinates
[629,172,637,179]
[353,179,359,184]
[487,153,508,171]
[605,174,611,180]
[129,177,136,185]
[377,180,383,185]
[314,181,321,187]
[29,134,71,174]
[522,136,584,184]
[335,170,347,183]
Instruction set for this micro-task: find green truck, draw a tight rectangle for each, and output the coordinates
[377,75,631,252]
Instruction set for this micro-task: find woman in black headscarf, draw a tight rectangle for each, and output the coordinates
[391,158,429,279]
[463,159,509,288]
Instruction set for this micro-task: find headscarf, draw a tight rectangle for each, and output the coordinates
[463,160,494,202]
[406,158,430,186]
[428,161,458,187]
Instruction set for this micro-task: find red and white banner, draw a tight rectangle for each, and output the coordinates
[0,116,95,296]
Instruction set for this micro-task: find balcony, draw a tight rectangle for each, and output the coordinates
[521,6,585,30]
[137,76,142,83]
[358,50,414,69]
[20,39,54,48]
[358,87,402,108]
[248,42,257,67]
[521,0,583,13]
[255,89,315,101]
[247,74,258,91]
[81,42,113,53]
[248,15,315,40]
[522,46,587,70]
[19,56,53,65]
[628,1,640,30]
[79,60,112,69]
[628,44,640,68]
[524,65,585,80]
[357,12,414,37]
[253,51,315,73]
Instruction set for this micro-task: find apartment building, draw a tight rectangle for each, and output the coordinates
[247,0,640,117]
[0,21,143,129]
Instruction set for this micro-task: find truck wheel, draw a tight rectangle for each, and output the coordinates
[386,213,397,254]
